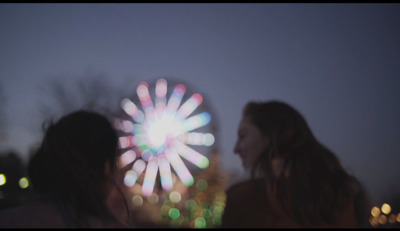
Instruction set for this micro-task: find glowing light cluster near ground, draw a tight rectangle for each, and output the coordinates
[115,79,214,196]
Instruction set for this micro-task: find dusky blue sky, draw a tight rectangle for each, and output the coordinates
[1,3,399,205]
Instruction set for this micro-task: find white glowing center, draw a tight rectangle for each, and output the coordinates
[147,118,170,148]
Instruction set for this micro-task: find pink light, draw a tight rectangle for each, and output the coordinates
[155,79,168,116]
[137,82,155,119]
[121,98,144,123]
[182,112,211,132]
[119,150,137,168]
[155,79,168,98]
[176,93,203,120]
[132,159,146,174]
[166,84,186,114]
[117,78,214,194]
[118,136,135,149]
[174,142,209,169]
[166,149,194,186]
[159,156,173,191]
[142,158,158,196]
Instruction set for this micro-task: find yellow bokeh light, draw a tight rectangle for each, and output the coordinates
[169,191,182,203]
[378,214,387,225]
[132,195,143,207]
[0,174,6,186]
[147,193,159,204]
[18,177,29,189]
[381,203,391,215]
[371,206,380,217]
[388,214,396,224]
[161,204,171,216]
[369,216,379,227]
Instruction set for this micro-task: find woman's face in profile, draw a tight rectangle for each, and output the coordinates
[234,115,269,170]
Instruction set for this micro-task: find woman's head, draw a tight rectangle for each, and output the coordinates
[233,112,269,170]
[28,110,120,225]
[235,100,366,226]
[234,100,316,177]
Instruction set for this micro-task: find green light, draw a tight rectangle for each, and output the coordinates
[198,158,209,169]
[212,215,222,226]
[196,179,208,191]
[169,216,184,228]
[195,217,206,228]
[185,178,194,187]
[168,208,180,219]
[213,205,224,214]
[0,174,6,186]
[203,209,212,219]
[185,199,197,210]
[19,177,29,189]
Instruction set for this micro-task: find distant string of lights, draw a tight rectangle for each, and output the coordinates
[114,79,215,196]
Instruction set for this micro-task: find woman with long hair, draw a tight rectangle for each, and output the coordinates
[0,110,130,228]
[221,100,370,228]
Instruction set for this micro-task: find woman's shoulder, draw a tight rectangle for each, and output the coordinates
[225,178,268,208]
[222,178,282,228]
[0,198,67,228]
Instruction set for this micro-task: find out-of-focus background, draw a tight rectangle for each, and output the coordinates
[1,3,399,228]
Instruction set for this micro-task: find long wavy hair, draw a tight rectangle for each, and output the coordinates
[27,110,127,227]
[244,100,369,227]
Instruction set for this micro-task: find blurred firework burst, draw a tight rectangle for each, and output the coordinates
[114,78,215,196]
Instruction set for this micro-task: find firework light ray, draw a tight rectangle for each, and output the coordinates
[159,156,173,191]
[142,158,159,196]
[166,148,194,186]
[174,141,209,169]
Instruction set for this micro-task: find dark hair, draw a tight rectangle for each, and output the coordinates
[27,110,122,227]
[243,100,369,227]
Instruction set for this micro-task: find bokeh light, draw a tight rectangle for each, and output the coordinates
[132,195,143,207]
[147,193,159,204]
[371,206,380,217]
[389,214,397,224]
[169,191,182,203]
[194,217,206,228]
[378,214,387,225]
[169,208,180,219]
[18,177,29,189]
[381,203,391,215]
[369,203,400,228]
[196,179,208,191]
[0,174,6,186]
[116,78,214,196]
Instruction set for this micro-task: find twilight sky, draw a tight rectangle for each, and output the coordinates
[1,3,399,205]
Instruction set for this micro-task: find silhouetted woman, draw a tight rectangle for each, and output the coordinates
[221,100,370,228]
[0,110,130,228]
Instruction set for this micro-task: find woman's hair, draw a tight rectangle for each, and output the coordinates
[243,100,369,227]
[27,110,123,227]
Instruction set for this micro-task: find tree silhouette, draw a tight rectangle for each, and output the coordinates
[37,71,135,123]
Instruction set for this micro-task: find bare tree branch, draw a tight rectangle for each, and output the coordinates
[38,71,128,123]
